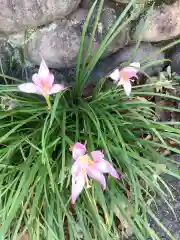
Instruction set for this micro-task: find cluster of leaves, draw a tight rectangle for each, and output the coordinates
[147,66,175,93]
[0,0,180,239]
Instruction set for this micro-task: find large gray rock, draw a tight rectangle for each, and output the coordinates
[26,8,129,68]
[80,0,124,10]
[149,165,180,240]
[0,0,81,34]
[80,0,94,9]
[133,0,180,42]
[0,40,12,76]
[89,42,165,82]
[26,21,81,69]
[166,43,180,75]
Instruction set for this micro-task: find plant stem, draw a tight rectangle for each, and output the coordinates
[45,95,51,110]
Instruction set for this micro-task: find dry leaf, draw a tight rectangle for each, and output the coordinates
[18,231,29,240]
[113,204,133,237]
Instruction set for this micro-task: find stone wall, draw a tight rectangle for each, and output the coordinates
[0,0,180,82]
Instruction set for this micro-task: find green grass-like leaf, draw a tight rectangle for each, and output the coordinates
[0,87,179,239]
[0,1,180,239]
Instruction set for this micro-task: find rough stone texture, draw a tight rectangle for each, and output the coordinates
[129,155,180,240]
[80,0,94,9]
[26,21,81,69]
[0,40,12,76]
[149,175,180,239]
[133,0,180,42]
[155,100,172,121]
[89,43,165,82]
[147,154,180,240]
[26,7,129,68]
[0,0,81,34]
[166,43,180,75]
[80,0,124,10]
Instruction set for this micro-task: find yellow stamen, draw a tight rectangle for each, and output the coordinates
[42,82,50,93]
[80,155,94,188]
[82,168,91,188]
[79,155,94,165]
[120,71,128,85]
[121,71,127,79]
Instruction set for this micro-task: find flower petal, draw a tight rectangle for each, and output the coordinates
[109,69,120,82]
[71,170,85,204]
[124,62,140,74]
[119,69,137,80]
[123,81,132,96]
[90,151,119,179]
[90,151,104,162]
[118,76,127,86]
[72,142,86,160]
[130,62,140,69]
[94,161,120,179]
[32,73,41,86]
[73,150,86,161]
[18,83,39,94]
[74,142,86,150]
[72,158,82,176]
[126,71,138,79]
[38,59,50,79]
[45,73,54,88]
[87,167,106,190]
[49,84,65,95]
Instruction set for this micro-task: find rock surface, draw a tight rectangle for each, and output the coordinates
[80,0,124,10]
[129,155,180,240]
[166,43,180,75]
[80,0,94,9]
[89,43,165,82]
[149,169,180,240]
[0,40,12,76]
[23,42,164,88]
[0,0,81,34]
[26,21,81,69]
[133,0,180,42]
[155,99,172,121]
[147,154,180,240]
[26,8,129,68]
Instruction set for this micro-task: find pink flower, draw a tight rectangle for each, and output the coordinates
[70,142,86,161]
[18,59,65,96]
[110,62,140,96]
[71,143,120,204]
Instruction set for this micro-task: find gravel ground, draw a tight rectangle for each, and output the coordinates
[130,155,180,240]
[149,175,180,240]
[148,154,180,239]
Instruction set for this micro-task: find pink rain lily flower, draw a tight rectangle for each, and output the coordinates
[70,142,86,161]
[18,59,65,96]
[109,62,140,96]
[70,142,120,204]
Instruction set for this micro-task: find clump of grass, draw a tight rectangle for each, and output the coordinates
[0,0,180,239]
[1,79,180,240]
